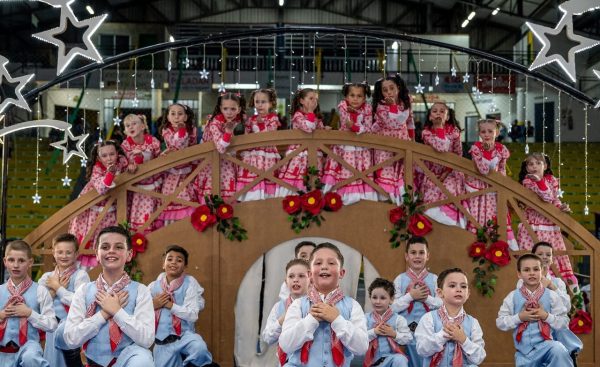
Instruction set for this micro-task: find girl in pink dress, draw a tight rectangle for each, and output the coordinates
[322,82,377,205]
[236,88,281,201]
[517,152,578,288]
[275,88,326,197]
[159,103,198,224]
[466,119,517,249]
[68,140,130,269]
[371,74,415,205]
[419,102,466,228]
[121,114,162,232]
[194,93,245,203]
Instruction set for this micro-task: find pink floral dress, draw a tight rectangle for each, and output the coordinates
[275,111,325,197]
[321,100,377,205]
[159,126,198,222]
[372,101,414,205]
[121,134,162,232]
[236,112,281,201]
[518,174,578,287]
[419,125,466,228]
[68,156,129,268]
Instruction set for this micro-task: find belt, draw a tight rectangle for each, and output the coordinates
[0,341,20,353]
[155,334,181,345]
[86,357,116,367]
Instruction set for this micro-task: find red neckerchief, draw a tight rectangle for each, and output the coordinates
[363,308,404,367]
[55,265,77,313]
[0,277,34,345]
[474,141,498,160]
[84,273,131,352]
[405,268,430,314]
[516,285,552,343]
[277,296,295,365]
[300,286,346,366]
[154,274,186,336]
[430,306,465,367]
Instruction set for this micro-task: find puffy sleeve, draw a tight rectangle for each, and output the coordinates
[422,129,451,153]
[89,165,114,195]
[203,119,231,154]
[414,312,447,357]
[449,127,462,156]
[522,178,556,204]
[162,127,191,151]
[292,112,317,133]
[470,144,491,175]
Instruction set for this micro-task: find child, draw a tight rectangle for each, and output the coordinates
[415,268,486,366]
[149,245,214,367]
[236,88,281,201]
[276,88,326,197]
[364,278,412,367]
[371,74,414,205]
[322,82,377,205]
[62,226,155,366]
[68,140,130,270]
[279,242,368,366]
[0,240,57,367]
[194,93,245,203]
[496,254,573,366]
[39,233,90,367]
[392,236,442,367]
[466,119,517,250]
[262,259,311,366]
[121,114,163,232]
[419,102,466,227]
[279,241,316,301]
[517,152,577,288]
[159,103,198,224]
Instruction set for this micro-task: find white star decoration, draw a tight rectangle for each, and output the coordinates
[584,205,589,216]
[200,69,209,80]
[594,69,600,109]
[0,56,34,114]
[526,4,600,82]
[62,175,72,187]
[50,127,89,164]
[113,116,122,126]
[150,78,155,89]
[414,83,425,94]
[434,75,440,86]
[36,0,75,7]
[32,193,41,204]
[557,187,564,198]
[80,158,87,167]
[32,4,107,75]
[218,83,226,93]
[474,89,483,99]
[462,73,470,83]
[132,98,139,108]
[450,66,457,77]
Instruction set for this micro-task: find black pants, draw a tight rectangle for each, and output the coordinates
[62,347,83,367]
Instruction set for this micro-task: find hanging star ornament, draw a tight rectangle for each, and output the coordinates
[50,127,89,164]
[200,69,209,80]
[80,158,87,167]
[218,83,226,93]
[62,175,72,187]
[450,66,457,77]
[594,69,600,109]
[0,56,34,114]
[462,73,470,83]
[113,116,122,126]
[526,4,600,82]
[32,193,41,204]
[414,83,425,94]
[434,74,440,86]
[132,98,139,108]
[32,4,107,75]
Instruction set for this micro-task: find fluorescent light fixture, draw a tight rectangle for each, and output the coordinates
[461,19,469,28]
[169,35,175,42]
[492,7,500,15]
[279,0,284,6]
[212,83,267,90]
[86,5,94,15]
[467,11,476,20]
[391,41,399,50]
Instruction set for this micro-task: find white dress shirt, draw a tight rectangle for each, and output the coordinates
[38,269,90,308]
[516,274,570,310]
[496,288,569,332]
[366,311,413,345]
[148,273,205,323]
[25,285,58,332]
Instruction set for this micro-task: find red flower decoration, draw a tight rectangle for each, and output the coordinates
[131,233,147,253]
[569,310,593,334]
[407,214,432,236]
[469,242,487,258]
[324,192,342,211]
[283,195,301,214]
[301,190,323,215]
[484,241,510,266]
[191,205,217,232]
[389,207,405,224]
[216,204,234,220]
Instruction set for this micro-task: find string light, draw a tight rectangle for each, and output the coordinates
[382,38,387,77]
[474,59,481,99]
[113,63,121,126]
[168,48,172,71]
[254,38,259,88]
[99,67,104,89]
[450,51,457,77]
[200,44,209,80]
[414,43,424,93]
[398,41,402,78]
[343,34,347,83]
[150,53,155,89]
[508,69,512,126]
[300,34,305,88]
[488,63,497,112]
[132,57,139,107]
[33,99,41,204]
[363,36,368,82]
[434,47,439,86]
[185,47,190,69]
[524,76,529,154]
[236,39,241,94]
[218,42,226,93]
[584,104,589,215]
[312,32,316,85]
[542,82,546,154]
[272,36,277,90]
[557,90,563,197]
[289,34,294,117]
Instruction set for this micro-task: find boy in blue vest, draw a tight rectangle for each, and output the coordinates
[415,268,486,366]
[62,226,155,367]
[392,236,442,367]
[279,242,368,367]
[39,233,90,367]
[149,245,214,367]
[278,241,316,301]
[497,254,573,367]
[0,240,57,366]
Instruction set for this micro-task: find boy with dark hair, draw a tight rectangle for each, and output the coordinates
[279,241,316,301]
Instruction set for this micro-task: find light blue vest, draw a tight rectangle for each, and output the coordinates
[422,310,476,367]
[366,311,402,360]
[0,282,41,346]
[151,275,195,341]
[286,296,354,367]
[49,270,82,320]
[396,272,438,325]
[83,281,139,365]
[512,289,553,355]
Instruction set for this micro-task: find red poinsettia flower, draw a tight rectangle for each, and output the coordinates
[131,233,147,253]
[407,213,432,236]
[301,190,323,215]
[469,242,487,258]
[484,241,510,266]
[216,204,234,220]
[324,192,342,211]
[569,310,593,334]
[283,195,301,214]
[389,207,405,224]
[191,205,217,232]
